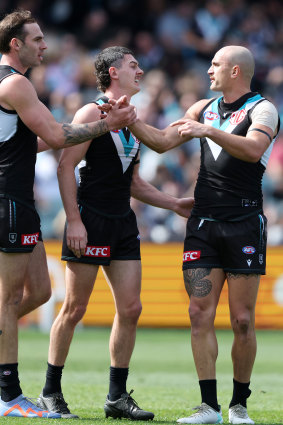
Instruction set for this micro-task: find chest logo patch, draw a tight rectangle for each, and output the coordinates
[229,109,247,125]
[204,111,219,121]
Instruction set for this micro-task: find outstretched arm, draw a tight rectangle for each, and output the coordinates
[99,98,208,153]
[1,75,136,150]
[131,157,194,218]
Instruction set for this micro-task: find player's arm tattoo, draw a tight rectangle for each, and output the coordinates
[183,268,212,298]
[62,120,109,146]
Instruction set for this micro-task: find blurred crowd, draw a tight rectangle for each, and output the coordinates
[1,0,283,244]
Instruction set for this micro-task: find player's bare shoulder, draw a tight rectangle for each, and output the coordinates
[185,99,213,121]
[0,72,33,110]
[72,101,101,124]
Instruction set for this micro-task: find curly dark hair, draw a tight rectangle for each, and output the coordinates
[0,10,36,54]
[94,46,133,93]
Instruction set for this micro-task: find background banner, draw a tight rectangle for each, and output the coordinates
[25,242,283,330]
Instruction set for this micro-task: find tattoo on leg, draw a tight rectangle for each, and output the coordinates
[183,268,212,298]
[227,273,260,280]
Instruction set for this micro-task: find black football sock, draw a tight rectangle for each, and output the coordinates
[229,379,251,408]
[42,362,64,396]
[108,366,129,401]
[199,379,220,412]
[0,363,22,402]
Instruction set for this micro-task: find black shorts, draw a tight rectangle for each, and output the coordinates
[0,197,42,253]
[62,206,141,265]
[182,214,267,274]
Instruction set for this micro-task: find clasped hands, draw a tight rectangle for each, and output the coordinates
[99,96,207,138]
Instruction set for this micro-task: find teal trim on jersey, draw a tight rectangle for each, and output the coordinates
[209,94,264,131]
[117,130,136,157]
[96,97,136,157]
[96,99,105,105]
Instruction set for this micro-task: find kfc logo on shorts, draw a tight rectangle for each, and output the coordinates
[84,246,110,257]
[183,250,201,262]
[204,111,219,121]
[242,246,256,254]
[21,232,39,245]
[230,109,246,125]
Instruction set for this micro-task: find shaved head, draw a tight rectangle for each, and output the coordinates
[217,45,255,83]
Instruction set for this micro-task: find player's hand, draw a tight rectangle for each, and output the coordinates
[173,197,194,218]
[115,95,130,108]
[98,103,113,114]
[98,95,130,113]
[170,118,207,138]
[66,219,88,258]
[105,100,137,130]
[98,95,131,119]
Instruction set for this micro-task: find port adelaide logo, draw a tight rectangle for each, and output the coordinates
[9,233,17,243]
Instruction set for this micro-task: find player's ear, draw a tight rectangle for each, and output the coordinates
[11,37,21,50]
[231,65,240,79]
[109,66,118,80]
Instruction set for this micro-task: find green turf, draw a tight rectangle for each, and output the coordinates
[3,327,283,424]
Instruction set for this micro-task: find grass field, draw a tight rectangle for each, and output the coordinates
[6,327,283,424]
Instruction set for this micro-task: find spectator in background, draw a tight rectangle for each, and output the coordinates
[5,0,280,244]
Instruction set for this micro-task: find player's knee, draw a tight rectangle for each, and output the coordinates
[128,300,142,322]
[6,293,23,307]
[189,303,214,330]
[4,285,24,306]
[119,300,142,323]
[25,285,51,309]
[231,312,252,335]
[40,286,52,305]
[64,302,87,325]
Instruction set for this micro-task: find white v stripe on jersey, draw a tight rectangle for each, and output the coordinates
[110,130,140,173]
[206,138,222,160]
[204,94,266,161]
